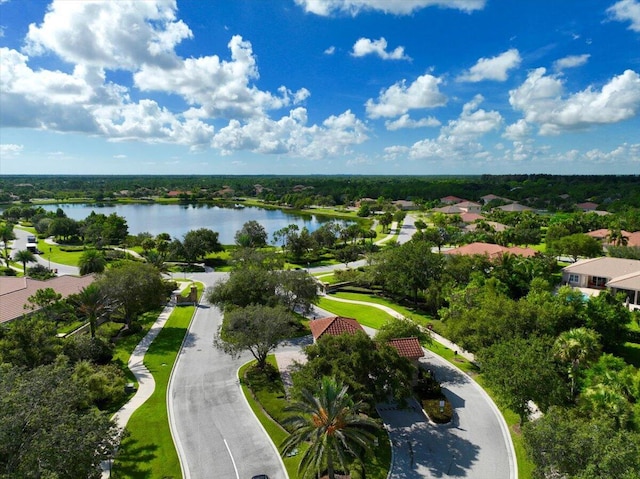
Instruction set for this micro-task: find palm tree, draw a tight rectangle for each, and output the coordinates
[553,327,601,399]
[14,249,36,274]
[0,222,16,266]
[281,377,380,479]
[607,228,629,247]
[79,248,106,275]
[71,283,113,338]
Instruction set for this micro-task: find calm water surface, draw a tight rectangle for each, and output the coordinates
[39,203,347,244]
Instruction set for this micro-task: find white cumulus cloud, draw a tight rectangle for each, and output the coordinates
[212,108,368,159]
[351,37,410,60]
[407,95,502,161]
[365,74,446,118]
[608,0,640,32]
[553,54,590,71]
[509,67,640,135]
[385,114,440,130]
[24,0,191,70]
[295,0,485,16]
[457,48,521,82]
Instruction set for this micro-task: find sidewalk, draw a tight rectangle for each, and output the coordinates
[101,283,190,478]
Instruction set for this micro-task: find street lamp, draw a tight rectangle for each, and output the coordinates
[48,247,51,270]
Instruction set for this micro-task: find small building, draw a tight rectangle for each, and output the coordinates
[309,316,365,342]
[480,194,510,204]
[387,337,425,365]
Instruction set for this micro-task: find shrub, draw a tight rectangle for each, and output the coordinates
[421,397,454,423]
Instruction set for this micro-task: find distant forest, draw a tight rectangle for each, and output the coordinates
[1,174,639,212]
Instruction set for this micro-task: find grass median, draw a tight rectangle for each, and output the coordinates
[112,282,201,479]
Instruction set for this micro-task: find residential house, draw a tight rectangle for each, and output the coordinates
[495,203,534,212]
[443,242,537,258]
[562,257,640,309]
[577,201,599,212]
[480,194,511,204]
[454,201,482,214]
[459,212,484,223]
[392,199,419,210]
[0,275,95,324]
[440,195,465,205]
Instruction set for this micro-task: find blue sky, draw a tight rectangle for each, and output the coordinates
[1,0,639,175]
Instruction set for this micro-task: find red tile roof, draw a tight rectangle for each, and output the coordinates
[0,275,95,324]
[444,242,537,258]
[309,316,365,340]
[459,212,484,223]
[387,337,425,359]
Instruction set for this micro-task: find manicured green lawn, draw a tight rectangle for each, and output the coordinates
[317,296,394,329]
[113,303,196,478]
[330,291,433,327]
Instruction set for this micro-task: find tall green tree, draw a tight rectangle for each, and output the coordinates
[477,336,565,425]
[0,362,120,478]
[281,377,380,479]
[14,249,36,274]
[0,222,15,266]
[96,261,167,328]
[234,220,268,248]
[214,304,297,369]
[585,290,631,351]
[523,407,640,479]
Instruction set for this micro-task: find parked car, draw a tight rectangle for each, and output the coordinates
[251,476,269,479]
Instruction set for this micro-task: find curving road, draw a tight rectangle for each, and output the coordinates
[168,272,287,479]
[11,228,80,276]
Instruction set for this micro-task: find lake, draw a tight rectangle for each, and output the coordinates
[37,203,349,244]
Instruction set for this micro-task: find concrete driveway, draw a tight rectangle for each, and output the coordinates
[11,228,80,276]
[168,272,287,479]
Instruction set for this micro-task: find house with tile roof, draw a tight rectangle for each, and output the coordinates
[577,201,599,212]
[454,201,482,214]
[440,195,465,205]
[387,337,425,364]
[443,242,537,259]
[495,203,534,212]
[562,257,640,310]
[0,275,95,324]
[309,316,365,341]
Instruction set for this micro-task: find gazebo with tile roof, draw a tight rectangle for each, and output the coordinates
[309,316,365,341]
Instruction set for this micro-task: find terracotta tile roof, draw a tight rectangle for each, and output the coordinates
[444,242,537,258]
[387,337,424,359]
[0,275,95,324]
[440,195,465,204]
[459,212,484,223]
[309,316,364,340]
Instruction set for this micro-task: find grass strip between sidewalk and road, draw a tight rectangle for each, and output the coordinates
[111,282,202,479]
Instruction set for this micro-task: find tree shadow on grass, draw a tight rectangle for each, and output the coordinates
[145,326,189,356]
[112,437,159,479]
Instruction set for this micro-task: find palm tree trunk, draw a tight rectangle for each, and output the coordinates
[327,453,335,479]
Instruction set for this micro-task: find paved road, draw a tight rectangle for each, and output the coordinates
[11,228,80,276]
[169,272,286,479]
